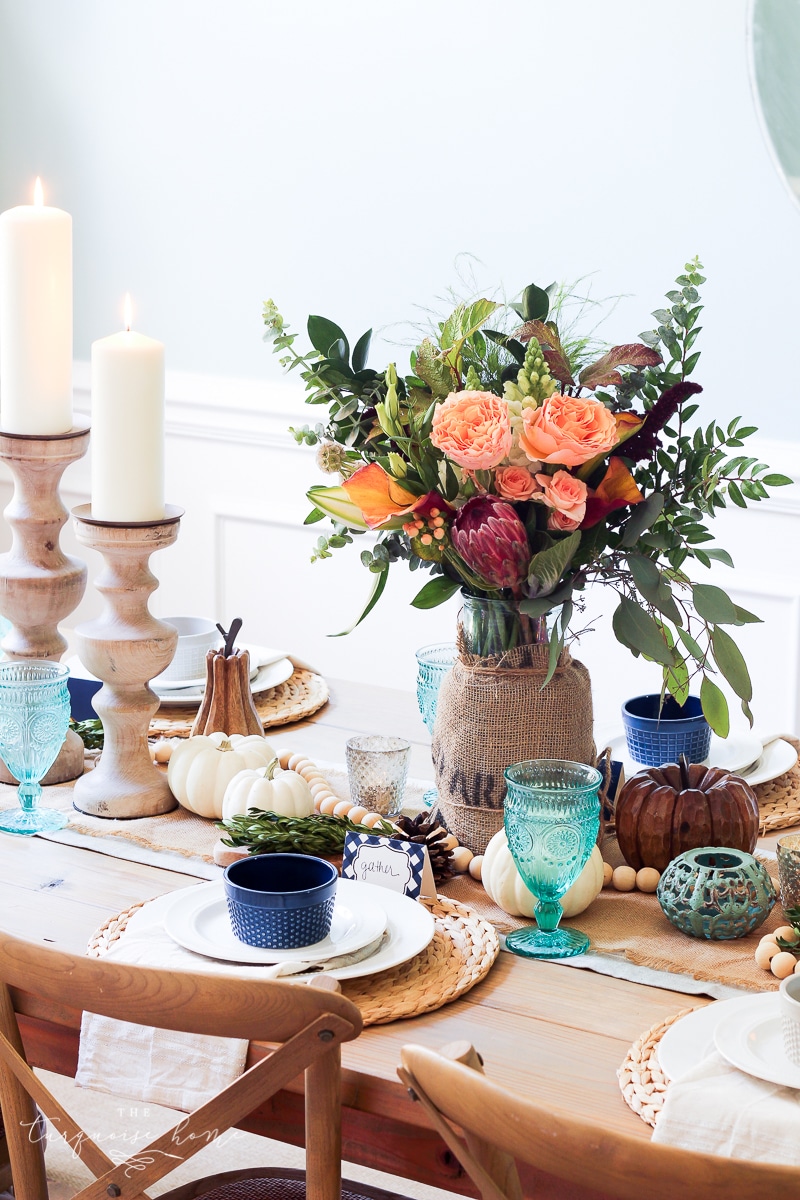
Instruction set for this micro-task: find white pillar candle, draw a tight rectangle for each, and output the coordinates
[0,178,73,434]
[91,296,165,522]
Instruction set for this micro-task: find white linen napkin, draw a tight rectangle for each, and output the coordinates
[76,889,373,1111]
[652,1050,800,1164]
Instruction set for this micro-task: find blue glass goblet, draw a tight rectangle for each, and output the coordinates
[415,643,457,808]
[503,759,601,960]
[0,661,71,837]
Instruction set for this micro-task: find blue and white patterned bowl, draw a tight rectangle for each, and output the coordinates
[223,853,338,949]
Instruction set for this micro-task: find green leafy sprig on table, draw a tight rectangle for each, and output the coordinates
[70,718,103,750]
[217,809,395,856]
[263,261,794,736]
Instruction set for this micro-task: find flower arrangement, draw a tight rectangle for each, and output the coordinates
[263,261,790,736]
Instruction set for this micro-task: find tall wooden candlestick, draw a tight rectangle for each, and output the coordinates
[71,504,182,819]
[0,426,91,784]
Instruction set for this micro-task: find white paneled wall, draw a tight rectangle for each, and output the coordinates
[0,364,798,739]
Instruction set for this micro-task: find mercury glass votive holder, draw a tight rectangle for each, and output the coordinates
[778,834,800,914]
[346,734,411,817]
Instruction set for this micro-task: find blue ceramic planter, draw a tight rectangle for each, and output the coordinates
[622,694,711,767]
[657,846,776,940]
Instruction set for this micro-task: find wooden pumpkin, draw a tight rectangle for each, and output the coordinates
[222,762,314,820]
[191,618,264,738]
[614,755,759,872]
[482,829,604,919]
[168,731,278,818]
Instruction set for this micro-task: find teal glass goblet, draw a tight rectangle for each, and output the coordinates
[415,643,457,808]
[503,759,601,960]
[0,661,71,837]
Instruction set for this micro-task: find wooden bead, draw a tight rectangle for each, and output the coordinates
[318,797,339,816]
[612,865,637,892]
[755,941,782,969]
[451,846,473,874]
[636,867,661,894]
[287,754,310,772]
[469,855,483,881]
[334,800,354,819]
[794,959,800,975]
[312,792,335,810]
[771,951,798,979]
[348,806,368,825]
[602,862,613,887]
[309,781,331,797]
[153,738,178,764]
[775,925,800,944]
[277,748,293,769]
[441,834,459,852]
[362,812,385,828]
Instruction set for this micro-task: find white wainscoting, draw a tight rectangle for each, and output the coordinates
[0,363,797,739]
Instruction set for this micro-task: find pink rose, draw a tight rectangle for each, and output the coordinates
[535,470,588,525]
[431,390,512,472]
[519,393,618,467]
[548,509,582,532]
[495,465,540,501]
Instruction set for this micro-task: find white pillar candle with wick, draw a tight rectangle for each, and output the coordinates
[91,295,165,522]
[0,177,73,434]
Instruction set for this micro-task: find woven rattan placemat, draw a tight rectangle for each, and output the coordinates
[756,737,800,833]
[87,893,500,1026]
[618,1009,694,1128]
[149,668,329,737]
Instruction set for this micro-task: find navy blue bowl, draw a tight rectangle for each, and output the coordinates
[622,694,711,767]
[68,676,102,720]
[223,853,338,949]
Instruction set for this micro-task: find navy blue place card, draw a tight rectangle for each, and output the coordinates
[341,830,436,900]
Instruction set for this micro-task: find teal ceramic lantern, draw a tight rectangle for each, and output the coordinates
[657,847,776,940]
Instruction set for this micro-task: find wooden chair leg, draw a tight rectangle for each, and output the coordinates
[305,1045,341,1200]
[0,984,47,1200]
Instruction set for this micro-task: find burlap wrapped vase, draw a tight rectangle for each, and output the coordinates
[431,642,596,853]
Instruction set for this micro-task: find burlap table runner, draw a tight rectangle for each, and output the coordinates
[441,855,784,993]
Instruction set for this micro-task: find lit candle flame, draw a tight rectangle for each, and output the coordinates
[33,177,44,207]
[123,293,132,333]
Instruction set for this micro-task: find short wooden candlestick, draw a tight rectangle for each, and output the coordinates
[0,426,91,785]
[71,504,183,819]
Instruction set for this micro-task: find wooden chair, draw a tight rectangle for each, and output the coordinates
[398,1040,800,1200]
[0,929,405,1200]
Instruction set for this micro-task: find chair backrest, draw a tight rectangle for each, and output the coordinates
[399,1041,800,1200]
[0,929,363,1200]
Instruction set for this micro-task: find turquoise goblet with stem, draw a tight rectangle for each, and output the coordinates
[415,643,456,808]
[0,661,71,837]
[503,759,601,959]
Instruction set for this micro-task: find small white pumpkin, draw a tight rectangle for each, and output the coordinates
[482,829,604,919]
[168,732,278,818]
[222,761,315,820]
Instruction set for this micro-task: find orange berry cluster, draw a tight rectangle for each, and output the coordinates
[403,507,448,548]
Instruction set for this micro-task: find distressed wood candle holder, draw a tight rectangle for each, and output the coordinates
[71,504,183,818]
[0,425,91,785]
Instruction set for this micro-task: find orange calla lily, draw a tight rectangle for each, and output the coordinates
[581,458,644,528]
[341,462,419,529]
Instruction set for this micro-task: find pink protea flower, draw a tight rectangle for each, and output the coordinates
[451,495,530,590]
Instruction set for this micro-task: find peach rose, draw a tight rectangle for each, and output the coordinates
[519,393,618,467]
[495,465,540,501]
[548,509,582,532]
[535,470,588,525]
[431,390,512,472]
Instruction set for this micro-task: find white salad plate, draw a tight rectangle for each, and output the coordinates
[657,994,759,1081]
[607,731,796,787]
[714,994,800,1090]
[154,656,294,707]
[164,876,388,966]
[163,878,435,980]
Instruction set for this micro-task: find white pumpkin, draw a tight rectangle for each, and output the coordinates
[222,762,315,820]
[482,829,604,919]
[168,732,278,818]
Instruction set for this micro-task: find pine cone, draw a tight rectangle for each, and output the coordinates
[394,812,454,884]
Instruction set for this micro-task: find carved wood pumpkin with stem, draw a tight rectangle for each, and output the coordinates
[190,618,264,738]
[614,753,759,873]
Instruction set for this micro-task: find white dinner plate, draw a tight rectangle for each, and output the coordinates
[164,876,387,965]
[154,656,294,707]
[657,995,759,1081]
[163,877,435,980]
[607,730,763,779]
[735,738,799,787]
[714,994,800,1089]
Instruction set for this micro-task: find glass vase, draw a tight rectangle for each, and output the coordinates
[459,593,548,659]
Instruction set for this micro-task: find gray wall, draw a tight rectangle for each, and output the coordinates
[1,0,799,440]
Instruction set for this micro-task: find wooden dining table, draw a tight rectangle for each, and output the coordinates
[1,678,719,1198]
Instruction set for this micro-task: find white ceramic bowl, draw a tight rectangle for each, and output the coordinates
[779,973,800,1066]
[158,617,220,682]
